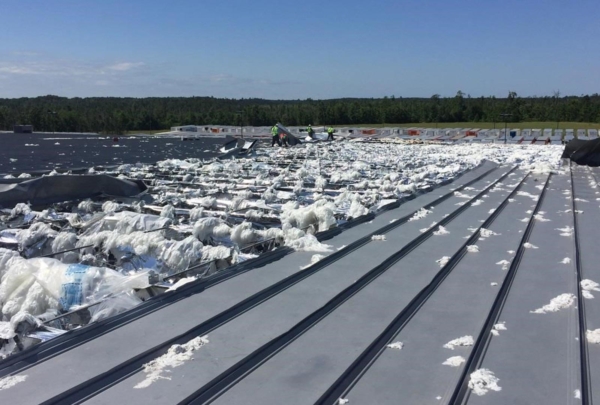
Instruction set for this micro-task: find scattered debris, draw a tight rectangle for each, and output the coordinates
[468,368,502,396]
[531,293,576,314]
[586,329,600,344]
[480,228,499,238]
[386,341,404,350]
[443,356,466,367]
[556,226,574,237]
[135,335,209,389]
[0,375,27,391]
[496,260,510,270]
[408,208,431,222]
[300,254,327,270]
[581,279,600,299]
[491,322,507,336]
[433,226,450,236]
[444,335,474,350]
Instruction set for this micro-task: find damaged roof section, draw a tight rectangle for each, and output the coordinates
[0,142,552,360]
[0,141,574,405]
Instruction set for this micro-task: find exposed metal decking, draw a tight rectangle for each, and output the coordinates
[0,162,596,405]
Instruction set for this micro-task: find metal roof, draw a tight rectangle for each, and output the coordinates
[0,161,595,404]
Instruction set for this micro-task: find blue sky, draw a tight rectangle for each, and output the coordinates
[1,0,599,99]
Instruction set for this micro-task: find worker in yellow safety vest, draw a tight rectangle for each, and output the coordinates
[271,125,281,147]
[327,126,334,141]
[307,124,315,138]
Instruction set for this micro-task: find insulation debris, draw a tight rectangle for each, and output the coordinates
[444,335,474,350]
[0,139,566,363]
[531,293,576,314]
[468,369,502,396]
[0,375,27,391]
[443,356,466,367]
[135,335,209,389]
[386,341,404,350]
[586,329,600,344]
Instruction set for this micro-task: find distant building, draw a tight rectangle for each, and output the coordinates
[13,125,33,133]
[171,125,198,132]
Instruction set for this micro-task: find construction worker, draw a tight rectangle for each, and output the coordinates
[307,124,315,138]
[280,131,289,147]
[327,126,334,141]
[271,125,281,147]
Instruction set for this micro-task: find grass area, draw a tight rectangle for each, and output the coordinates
[360,122,600,130]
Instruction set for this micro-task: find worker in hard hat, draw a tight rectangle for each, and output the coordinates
[307,124,315,139]
[271,124,281,147]
[327,126,334,141]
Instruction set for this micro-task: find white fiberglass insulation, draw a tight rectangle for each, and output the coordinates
[469,368,502,396]
[444,335,475,350]
[408,208,432,222]
[386,341,404,350]
[280,200,337,233]
[160,237,204,272]
[135,335,209,389]
[581,279,600,299]
[0,375,27,391]
[433,226,450,236]
[531,293,576,314]
[17,223,57,250]
[443,356,466,367]
[587,329,600,344]
[0,256,149,322]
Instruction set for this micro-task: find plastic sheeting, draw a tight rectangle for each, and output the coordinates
[0,257,149,320]
[80,211,171,236]
[0,175,147,208]
[562,138,600,167]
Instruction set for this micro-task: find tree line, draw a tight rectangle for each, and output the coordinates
[0,92,599,134]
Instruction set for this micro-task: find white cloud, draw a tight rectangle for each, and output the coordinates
[0,65,42,75]
[107,62,145,71]
[209,73,235,83]
[0,60,145,77]
[0,57,302,98]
